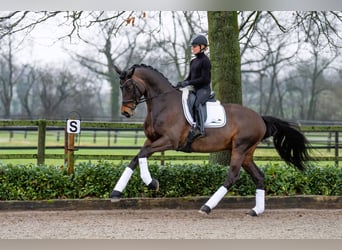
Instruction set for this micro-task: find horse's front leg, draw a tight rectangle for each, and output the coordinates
[110,138,173,200]
[198,145,247,215]
[110,153,145,200]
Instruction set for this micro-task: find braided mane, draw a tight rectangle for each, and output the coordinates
[129,64,170,82]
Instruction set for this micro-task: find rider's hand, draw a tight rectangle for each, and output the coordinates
[176,81,190,88]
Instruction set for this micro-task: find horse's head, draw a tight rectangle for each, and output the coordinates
[114,65,145,118]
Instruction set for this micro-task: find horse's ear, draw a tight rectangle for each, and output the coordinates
[126,67,135,79]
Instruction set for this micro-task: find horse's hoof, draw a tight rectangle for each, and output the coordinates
[110,190,122,202]
[198,205,211,215]
[148,178,159,191]
[247,209,258,216]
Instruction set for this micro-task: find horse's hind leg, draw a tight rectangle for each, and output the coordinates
[242,158,265,216]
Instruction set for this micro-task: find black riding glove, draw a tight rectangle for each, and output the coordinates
[176,80,190,88]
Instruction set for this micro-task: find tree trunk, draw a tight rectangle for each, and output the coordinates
[104,38,120,120]
[207,11,242,165]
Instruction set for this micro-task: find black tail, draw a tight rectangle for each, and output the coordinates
[262,116,311,171]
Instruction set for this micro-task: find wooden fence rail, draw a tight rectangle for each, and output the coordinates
[0,120,342,166]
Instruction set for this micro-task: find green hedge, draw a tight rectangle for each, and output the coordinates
[0,161,341,200]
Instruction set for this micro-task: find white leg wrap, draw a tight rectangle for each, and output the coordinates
[252,189,265,215]
[113,167,133,192]
[139,157,152,186]
[205,186,228,210]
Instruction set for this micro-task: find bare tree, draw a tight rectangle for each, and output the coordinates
[293,11,342,49]
[16,65,36,118]
[72,12,152,120]
[1,10,342,122]
[240,11,342,120]
[290,11,341,120]
[146,11,207,81]
[0,35,26,118]
[295,49,339,120]
[240,12,296,116]
[0,11,129,40]
[37,67,77,118]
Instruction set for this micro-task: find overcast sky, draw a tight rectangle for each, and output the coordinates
[17,23,83,65]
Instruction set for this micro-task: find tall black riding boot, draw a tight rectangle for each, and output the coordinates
[195,109,206,138]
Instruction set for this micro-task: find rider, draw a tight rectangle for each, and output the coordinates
[177,34,211,138]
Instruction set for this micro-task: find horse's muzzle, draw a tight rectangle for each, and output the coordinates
[121,105,135,118]
[121,111,132,118]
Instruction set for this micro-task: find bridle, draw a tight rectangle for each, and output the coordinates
[120,78,145,106]
[120,77,176,109]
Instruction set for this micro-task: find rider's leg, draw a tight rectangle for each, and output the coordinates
[195,106,206,137]
[194,88,209,137]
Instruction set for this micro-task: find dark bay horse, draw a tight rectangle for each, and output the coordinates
[110,64,311,216]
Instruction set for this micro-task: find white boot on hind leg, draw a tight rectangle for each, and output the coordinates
[248,189,265,216]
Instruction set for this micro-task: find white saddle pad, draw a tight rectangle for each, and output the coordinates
[180,87,226,128]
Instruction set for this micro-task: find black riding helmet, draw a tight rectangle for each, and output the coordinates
[191,34,208,47]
